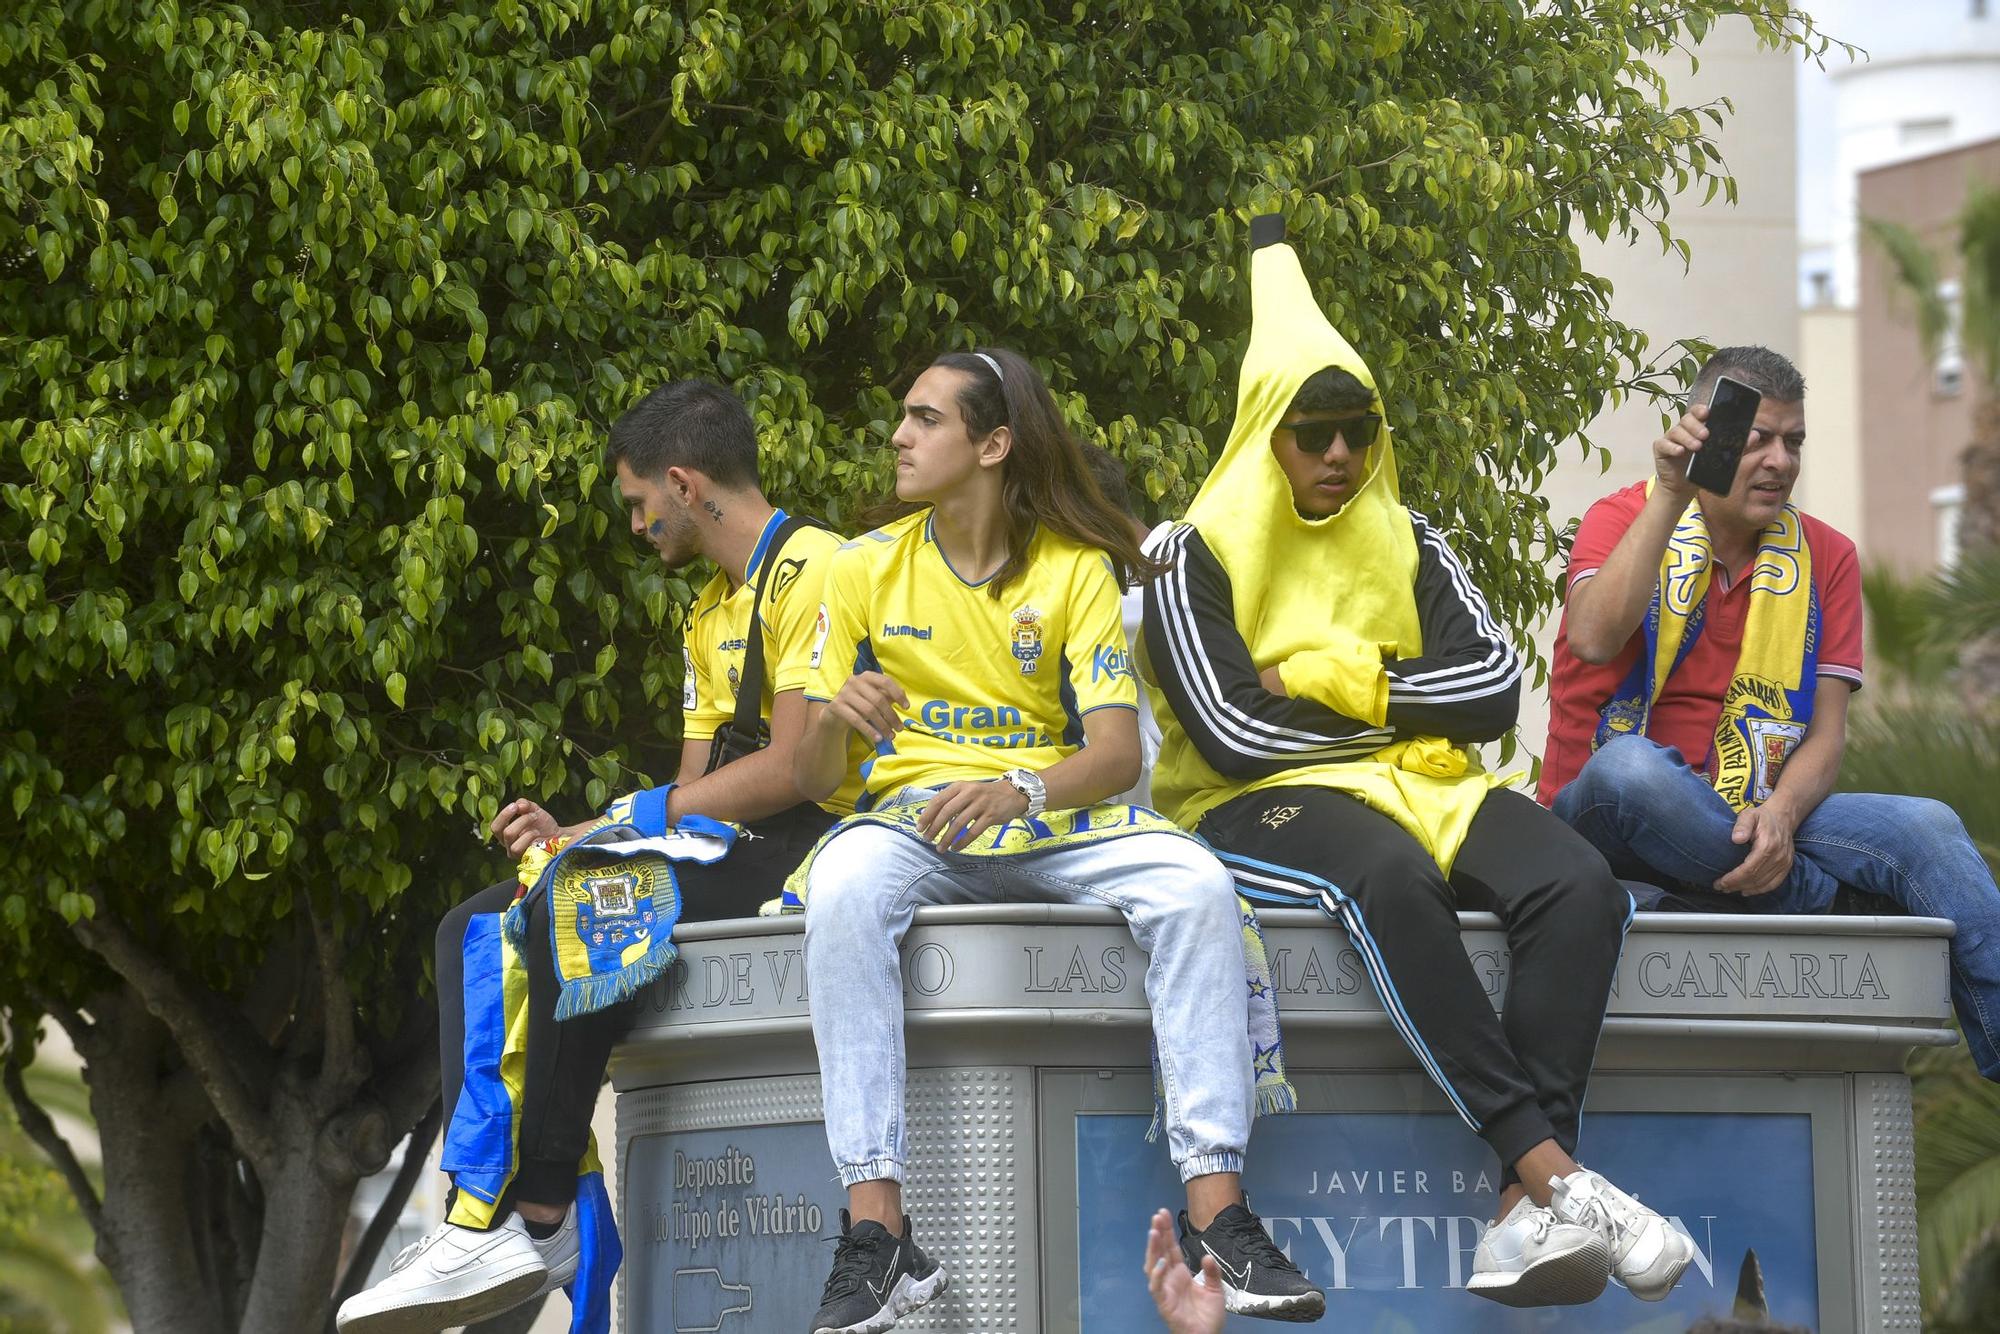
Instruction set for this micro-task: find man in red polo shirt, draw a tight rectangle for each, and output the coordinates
[1541,346,2000,1082]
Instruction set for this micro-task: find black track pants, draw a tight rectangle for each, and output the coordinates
[1197,786,1632,1180]
[435,804,834,1218]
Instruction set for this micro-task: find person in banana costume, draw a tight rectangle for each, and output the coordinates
[1142,214,1692,1308]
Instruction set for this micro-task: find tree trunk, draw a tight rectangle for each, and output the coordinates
[236,1155,353,1334]
[52,965,441,1333]
[234,1068,405,1331]
[81,992,229,1334]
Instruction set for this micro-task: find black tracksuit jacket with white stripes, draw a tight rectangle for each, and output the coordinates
[1142,515,1523,781]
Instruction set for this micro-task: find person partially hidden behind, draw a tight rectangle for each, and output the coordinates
[793,346,1323,1331]
[1144,213,1690,1309]
[1542,345,2000,1083]
[336,380,858,1332]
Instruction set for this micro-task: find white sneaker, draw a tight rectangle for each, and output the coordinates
[334,1214,548,1333]
[527,1208,581,1298]
[1466,1193,1611,1307]
[1551,1169,1694,1301]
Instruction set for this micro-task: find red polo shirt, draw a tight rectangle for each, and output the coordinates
[1538,482,1864,805]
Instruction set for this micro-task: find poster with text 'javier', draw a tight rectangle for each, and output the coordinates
[626,1125,846,1334]
[1077,1111,1817,1332]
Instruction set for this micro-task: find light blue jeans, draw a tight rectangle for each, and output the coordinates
[803,819,1253,1186]
[1555,734,2000,1078]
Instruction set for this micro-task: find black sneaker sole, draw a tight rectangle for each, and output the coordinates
[1223,1283,1328,1322]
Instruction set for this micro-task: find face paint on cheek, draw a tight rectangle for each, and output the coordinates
[646,518,666,539]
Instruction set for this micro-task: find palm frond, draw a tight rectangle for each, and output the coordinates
[1925,1165,2000,1320]
[0,1228,113,1334]
[1959,183,2000,387]
[1916,1078,2000,1194]
[1866,215,1951,358]
[19,1064,93,1131]
[1862,562,1952,686]
[1841,703,2000,856]
[1933,547,2000,645]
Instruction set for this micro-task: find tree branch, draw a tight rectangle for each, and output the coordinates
[240,910,309,1048]
[371,993,444,1134]
[1,1036,105,1236]
[328,1098,442,1327]
[305,890,359,1100]
[71,889,278,1169]
[22,981,95,1058]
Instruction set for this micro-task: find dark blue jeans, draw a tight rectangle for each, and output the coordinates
[1555,734,2000,1079]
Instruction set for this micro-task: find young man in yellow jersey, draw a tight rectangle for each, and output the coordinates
[791,349,1324,1333]
[1143,217,1688,1311]
[338,381,855,1333]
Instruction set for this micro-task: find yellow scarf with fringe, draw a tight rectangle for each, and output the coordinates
[1592,486,1818,810]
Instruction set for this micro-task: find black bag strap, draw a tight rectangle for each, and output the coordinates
[728,513,822,741]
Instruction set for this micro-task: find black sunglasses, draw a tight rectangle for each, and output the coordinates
[1289,414,1381,454]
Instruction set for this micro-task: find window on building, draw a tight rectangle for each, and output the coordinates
[1934,484,1966,569]
[1900,117,1954,150]
[1937,279,1966,397]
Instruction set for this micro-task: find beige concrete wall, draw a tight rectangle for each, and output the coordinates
[1796,305,1863,546]
[1856,137,2000,573]
[1518,17,1799,762]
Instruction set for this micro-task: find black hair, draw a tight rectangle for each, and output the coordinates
[1079,443,1137,519]
[1286,366,1375,417]
[1690,346,1806,406]
[604,379,761,490]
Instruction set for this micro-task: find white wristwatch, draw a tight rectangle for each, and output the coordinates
[998,768,1047,818]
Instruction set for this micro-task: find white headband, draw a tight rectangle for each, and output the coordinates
[974,351,1005,383]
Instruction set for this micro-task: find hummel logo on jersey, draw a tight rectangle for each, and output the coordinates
[768,556,806,605]
[882,623,933,640]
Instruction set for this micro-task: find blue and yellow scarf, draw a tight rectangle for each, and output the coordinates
[506,798,734,1021]
[1592,490,1818,811]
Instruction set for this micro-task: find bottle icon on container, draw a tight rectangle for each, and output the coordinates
[672,1267,753,1332]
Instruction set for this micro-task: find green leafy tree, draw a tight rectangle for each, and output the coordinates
[0,1,1842,1329]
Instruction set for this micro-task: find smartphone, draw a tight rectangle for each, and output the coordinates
[1685,374,1762,495]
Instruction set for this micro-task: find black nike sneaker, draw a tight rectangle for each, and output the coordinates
[808,1210,948,1334]
[1178,1202,1327,1322]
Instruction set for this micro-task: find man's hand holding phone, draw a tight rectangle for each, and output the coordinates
[1651,405,1707,500]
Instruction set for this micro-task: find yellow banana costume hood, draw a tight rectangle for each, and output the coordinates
[1147,217,1503,872]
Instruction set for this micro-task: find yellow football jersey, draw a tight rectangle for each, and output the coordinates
[805,511,1139,804]
[683,510,862,814]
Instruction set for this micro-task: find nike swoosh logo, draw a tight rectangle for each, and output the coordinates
[435,1235,518,1274]
[1202,1242,1250,1288]
[868,1244,903,1302]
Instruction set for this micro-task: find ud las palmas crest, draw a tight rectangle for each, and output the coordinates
[574,866,651,955]
[1011,604,1044,675]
